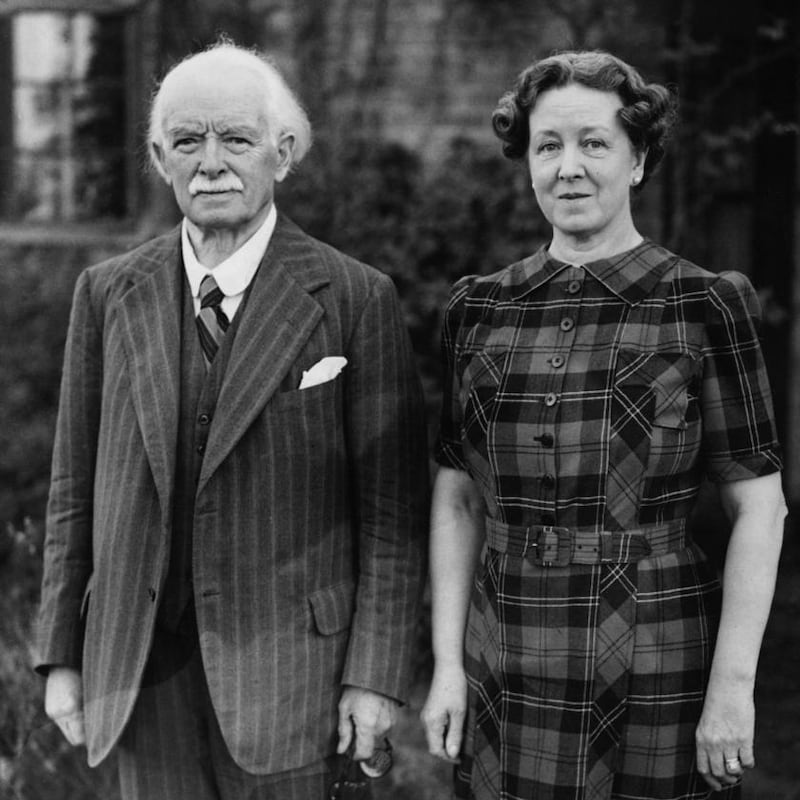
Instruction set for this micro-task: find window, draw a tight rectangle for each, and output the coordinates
[0,3,138,223]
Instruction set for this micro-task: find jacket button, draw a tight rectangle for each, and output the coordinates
[544,392,558,407]
[196,443,206,454]
[550,355,565,368]
[560,318,575,332]
[567,280,582,294]
[541,474,556,489]
[198,413,211,425]
[534,433,554,448]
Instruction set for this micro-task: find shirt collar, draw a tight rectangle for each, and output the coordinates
[510,239,675,305]
[182,204,277,298]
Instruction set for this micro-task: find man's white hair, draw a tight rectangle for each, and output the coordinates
[148,42,312,176]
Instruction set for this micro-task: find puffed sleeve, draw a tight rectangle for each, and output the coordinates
[701,270,782,481]
[434,276,475,471]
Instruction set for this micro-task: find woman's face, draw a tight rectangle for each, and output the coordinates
[527,83,645,246]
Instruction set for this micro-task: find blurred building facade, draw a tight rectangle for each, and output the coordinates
[1,0,799,505]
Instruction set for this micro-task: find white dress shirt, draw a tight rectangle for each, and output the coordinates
[181,204,277,321]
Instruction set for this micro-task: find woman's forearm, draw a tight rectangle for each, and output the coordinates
[692,473,785,789]
[428,467,486,669]
[709,473,786,685]
[421,467,484,759]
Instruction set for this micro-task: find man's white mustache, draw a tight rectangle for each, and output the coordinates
[188,176,244,195]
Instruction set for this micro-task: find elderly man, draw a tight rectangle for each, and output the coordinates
[35,43,428,799]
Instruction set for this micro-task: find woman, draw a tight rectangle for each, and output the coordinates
[421,51,786,800]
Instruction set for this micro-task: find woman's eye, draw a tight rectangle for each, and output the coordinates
[538,142,559,154]
[584,139,605,150]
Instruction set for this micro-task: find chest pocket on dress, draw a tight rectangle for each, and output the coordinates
[608,350,700,526]
[613,350,698,428]
[458,349,508,454]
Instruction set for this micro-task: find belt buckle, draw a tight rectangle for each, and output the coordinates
[531,525,571,567]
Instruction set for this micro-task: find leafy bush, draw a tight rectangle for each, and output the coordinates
[0,243,121,527]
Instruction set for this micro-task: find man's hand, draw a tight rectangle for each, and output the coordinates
[45,667,86,746]
[337,686,398,761]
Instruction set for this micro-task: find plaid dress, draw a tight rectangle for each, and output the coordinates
[435,240,782,800]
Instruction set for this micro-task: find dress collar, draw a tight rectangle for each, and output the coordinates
[509,239,676,305]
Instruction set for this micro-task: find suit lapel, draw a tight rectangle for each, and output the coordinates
[116,230,182,517]
[198,216,330,493]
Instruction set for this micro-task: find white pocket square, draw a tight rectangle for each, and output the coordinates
[298,356,348,389]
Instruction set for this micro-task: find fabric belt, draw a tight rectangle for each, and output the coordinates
[484,518,687,566]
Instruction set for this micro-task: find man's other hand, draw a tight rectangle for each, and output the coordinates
[337,686,398,761]
[45,667,86,746]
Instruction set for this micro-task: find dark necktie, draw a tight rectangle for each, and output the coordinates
[196,274,230,367]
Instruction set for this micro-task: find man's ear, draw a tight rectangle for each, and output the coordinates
[150,141,172,185]
[274,133,296,183]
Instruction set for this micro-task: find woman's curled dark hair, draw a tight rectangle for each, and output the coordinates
[492,50,677,187]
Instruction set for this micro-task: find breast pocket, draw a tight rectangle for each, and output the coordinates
[613,350,698,430]
[651,355,700,431]
[608,350,700,524]
[648,352,702,475]
[263,378,344,469]
[269,376,341,415]
[458,349,507,452]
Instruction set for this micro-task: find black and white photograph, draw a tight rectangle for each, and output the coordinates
[0,1,798,798]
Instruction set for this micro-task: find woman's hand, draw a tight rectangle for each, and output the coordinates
[696,473,786,791]
[422,467,485,764]
[695,678,755,791]
[420,662,468,762]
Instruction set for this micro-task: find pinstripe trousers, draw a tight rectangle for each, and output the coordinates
[116,614,338,800]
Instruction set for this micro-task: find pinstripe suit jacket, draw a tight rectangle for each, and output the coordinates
[35,214,429,772]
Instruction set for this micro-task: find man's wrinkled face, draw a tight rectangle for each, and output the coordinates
[153,63,293,241]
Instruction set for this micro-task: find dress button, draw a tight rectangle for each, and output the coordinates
[196,443,206,454]
[537,433,554,447]
[198,413,211,426]
[541,474,556,489]
[550,355,565,368]
[567,280,582,294]
[560,318,575,332]
[544,392,558,407]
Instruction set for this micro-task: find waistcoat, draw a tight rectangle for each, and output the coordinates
[156,274,245,631]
